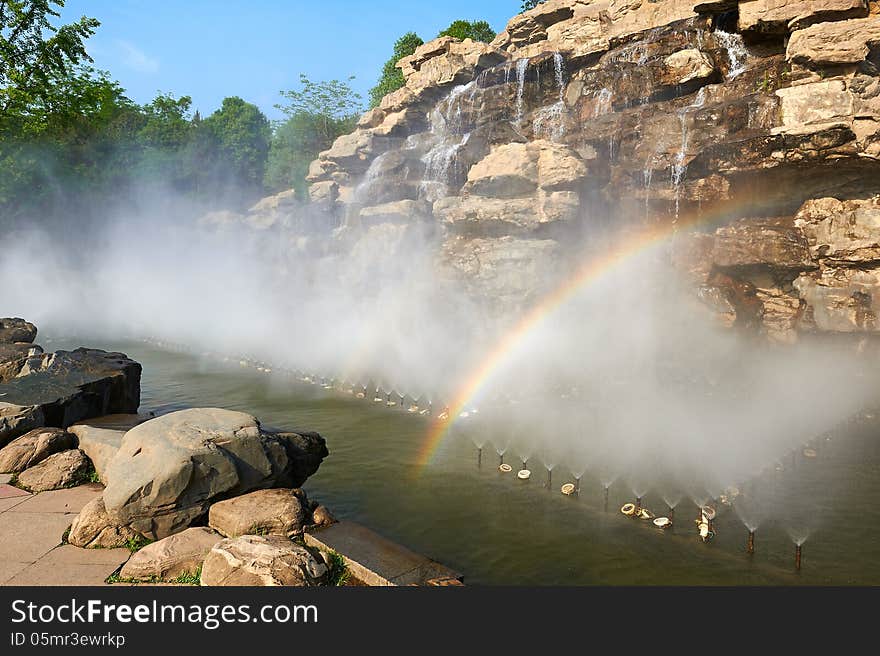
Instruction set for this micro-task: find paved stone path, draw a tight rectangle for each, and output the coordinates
[0,477,130,585]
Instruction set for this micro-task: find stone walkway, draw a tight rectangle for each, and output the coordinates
[0,475,129,585]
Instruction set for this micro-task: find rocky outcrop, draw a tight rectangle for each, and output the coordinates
[200,535,328,587]
[223,1,880,342]
[16,449,90,492]
[0,347,141,447]
[67,496,142,549]
[102,408,328,539]
[119,527,222,582]
[0,428,76,473]
[208,488,309,539]
[0,318,37,344]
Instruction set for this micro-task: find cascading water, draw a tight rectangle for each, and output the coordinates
[419,82,476,202]
[714,29,749,79]
[514,57,530,125]
[671,86,707,223]
[532,54,569,142]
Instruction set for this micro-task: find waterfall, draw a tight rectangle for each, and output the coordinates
[419,82,476,202]
[714,29,749,79]
[533,53,568,141]
[514,58,530,125]
[592,87,612,118]
[671,87,707,222]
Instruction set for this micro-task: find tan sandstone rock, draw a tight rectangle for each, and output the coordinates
[17,449,90,492]
[0,428,76,473]
[119,527,222,581]
[68,496,142,549]
[208,488,309,539]
[787,16,880,67]
[200,535,328,587]
[739,0,868,33]
[68,414,149,483]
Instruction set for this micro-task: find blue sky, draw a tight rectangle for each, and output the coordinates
[60,0,519,120]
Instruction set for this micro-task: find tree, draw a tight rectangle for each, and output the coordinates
[266,75,362,197]
[438,20,496,43]
[202,96,271,191]
[368,31,423,109]
[0,0,100,116]
[520,0,545,12]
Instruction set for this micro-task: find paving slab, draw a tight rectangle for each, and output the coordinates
[0,495,31,513]
[0,560,31,585]
[7,545,130,586]
[304,521,462,586]
[0,483,29,498]
[9,483,102,514]
[0,511,74,563]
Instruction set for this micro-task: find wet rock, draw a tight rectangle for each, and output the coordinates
[710,219,815,270]
[0,318,37,344]
[119,527,222,582]
[358,200,432,226]
[795,267,880,331]
[0,348,141,447]
[102,408,327,540]
[398,37,508,99]
[17,449,90,492]
[795,196,880,263]
[208,488,309,539]
[200,535,328,587]
[774,79,855,134]
[68,496,142,549]
[0,428,76,473]
[68,414,151,484]
[660,48,717,86]
[787,17,880,68]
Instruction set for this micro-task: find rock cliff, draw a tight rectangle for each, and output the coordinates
[239,1,880,342]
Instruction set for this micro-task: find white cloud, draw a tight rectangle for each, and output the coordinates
[115,39,159,74]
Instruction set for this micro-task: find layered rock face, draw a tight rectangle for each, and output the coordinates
[228,1,880,341]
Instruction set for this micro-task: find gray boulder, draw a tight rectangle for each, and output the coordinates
[17,448,90,492]
[0,427,76,473]
[0,348,141,447]
[103,408,328,539]
[68,414,151,483]
[200,535,328,586]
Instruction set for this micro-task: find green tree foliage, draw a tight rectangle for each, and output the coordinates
[438,20,496,43]
[0,0,100,118]
[202,96,271,190]
[368,31,423,109]
[266,74,361,197]
[520,0,545,12]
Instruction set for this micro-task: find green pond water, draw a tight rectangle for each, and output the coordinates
[46,336,880,585]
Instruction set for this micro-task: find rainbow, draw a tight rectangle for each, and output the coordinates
[415,201,750,468]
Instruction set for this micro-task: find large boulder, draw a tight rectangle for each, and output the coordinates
[119,527,222,582]
[17,449,90,492]
[739,0,869,33]
[200,535,328,587]
[0,348,141,447]
[787,17,880,68]
[0,318,37,344]
[68,414,151,483]
[102,408,328,539]
[67,496,142,549]
[208,488,309,539]
[795,196,880,262]
[0,428,76,473]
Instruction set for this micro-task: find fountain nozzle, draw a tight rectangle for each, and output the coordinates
[747,530,755,555]
[603,486,610,512]
[795,544,802,571]
[574,476,581,496]
[477,447,482,469]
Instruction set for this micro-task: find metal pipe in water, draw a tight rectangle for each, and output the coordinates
[747,530,755,555]
[574,476,581,496]
[603,486,609,512]
[521,460,528,471]
[547,469,552,489]
[635,496,642,513]
[499,453,504,466]
[477,448,482,469]
[668,507,675,522]
[795,544,802,571]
